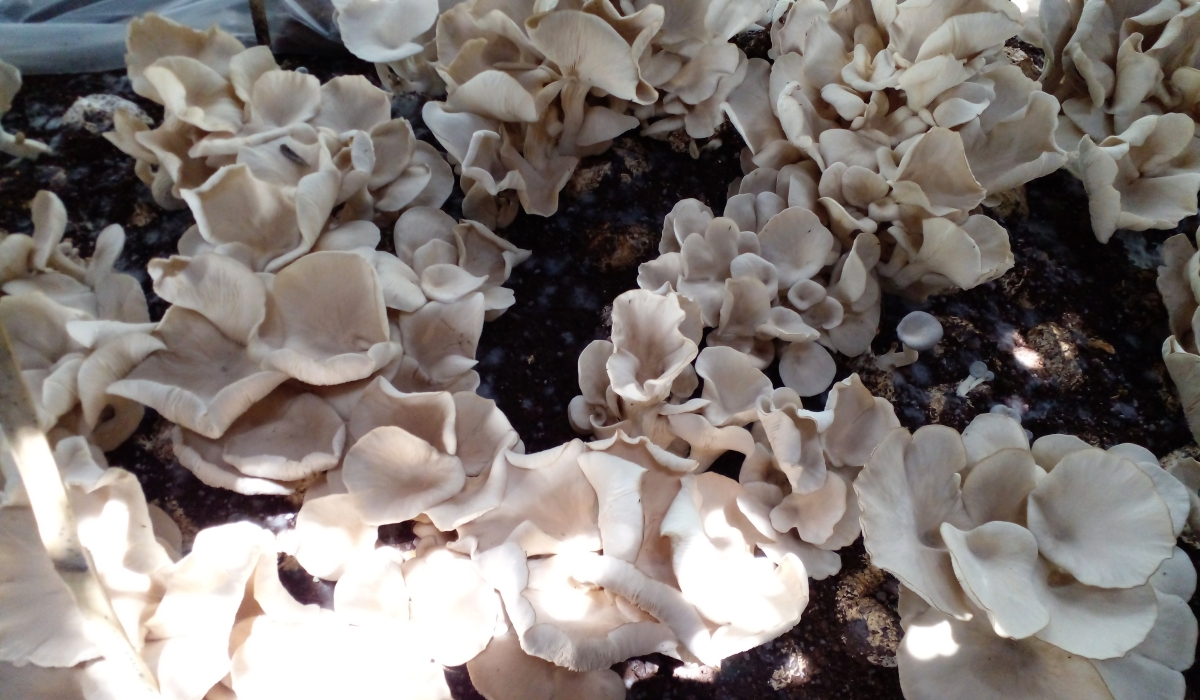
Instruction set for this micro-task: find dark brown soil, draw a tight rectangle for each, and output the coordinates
[2,48,1198,700]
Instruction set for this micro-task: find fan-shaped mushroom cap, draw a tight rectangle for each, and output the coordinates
[897,602,1114,700]
[110,307,289,439]
[769,468,848,544]
[172,425,300,495]
[1026,448,1175,589]
[856,425,975,619]
[293,490,377,582]
[144,56,244,134]
[457,440,601,555]
[607,290,699,404]
[342,425,465,526]
[468,626,625,700]
[143,521,275,700]
[183,164,335,273]
[148,253,266,344]
[403,547,503,667]
[960,447,1038,525]
[125,13,246,103]
[662,474,809,648]
[397,293,486,389]
[337,0,440,63]
[897,311,943,351]
[1027,555,1159,660]
[252,251,401,385]
[823,373,901,468]
[220,385,346,481]
[695,345,772,426]
[484,547,680,672]
[941,521,1048,639]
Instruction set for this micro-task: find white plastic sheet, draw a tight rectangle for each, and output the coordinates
[0,0,338,74]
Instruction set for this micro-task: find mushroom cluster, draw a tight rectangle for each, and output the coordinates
[0,439,453,700]
[103,14,452,219]
[335,0,772,226]
[722,0,1063,297]
[104,197,529,495]
[856,413,1198,699]
[1,58,51,159]
[566,287,900,580]
[0,191,155,454]
[1036,0,1200,242]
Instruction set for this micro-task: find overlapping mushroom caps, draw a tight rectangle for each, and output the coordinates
[395,0,771,226]
[718,0,1064,302]
[103,13,453,220]
[1036,0,1200,242]
[568,287,899,580]
[856,412,1198,700]
[0,191,156,452]
[106,175,528,494]
[0,441,453,700]
[0,59,52,160]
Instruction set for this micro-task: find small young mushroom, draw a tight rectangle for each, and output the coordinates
[878,310,943,370]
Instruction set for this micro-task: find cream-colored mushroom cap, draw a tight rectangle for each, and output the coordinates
[897,311,943,351]
[606,290,698,404]
[897,602,1114,700]
[402,547,502,667]
[468,625,625,700]
[856,425,974,619]
[1026,448,1175,589]
[252,251,401,386]
[941,521,1048,640]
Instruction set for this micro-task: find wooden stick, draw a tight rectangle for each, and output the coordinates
[249,0,271,48]
[0,322,160,697]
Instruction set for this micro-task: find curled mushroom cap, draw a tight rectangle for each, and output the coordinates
[897,311,943,351]
[110,307,289,439]
[856,425,975,619]
[607,290,699,404]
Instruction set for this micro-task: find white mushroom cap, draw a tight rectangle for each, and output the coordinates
[144,522,275,700]
[252,251,401,386]
[342,426,465,526]
[467,626,625,700]
[695,345,772,426]
[220,386,346,482]
[856,425,975,619]
[941,521,1048,640]
[897,311,943,351]
[662,474,809,651]
[1027,555,1159,660]
[823,373,901,468]
[456,440,601,555]
[1026,448,1176,589]
[778,340,837,397]
[607,290,698,404]
[402,547,502,667]
[109,307,289,439]
[897,602,1114,700]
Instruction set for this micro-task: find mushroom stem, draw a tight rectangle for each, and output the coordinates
[0,321,161,698]
[248,0,271,48]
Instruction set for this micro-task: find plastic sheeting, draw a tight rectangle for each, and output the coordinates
[0,0,339,74]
